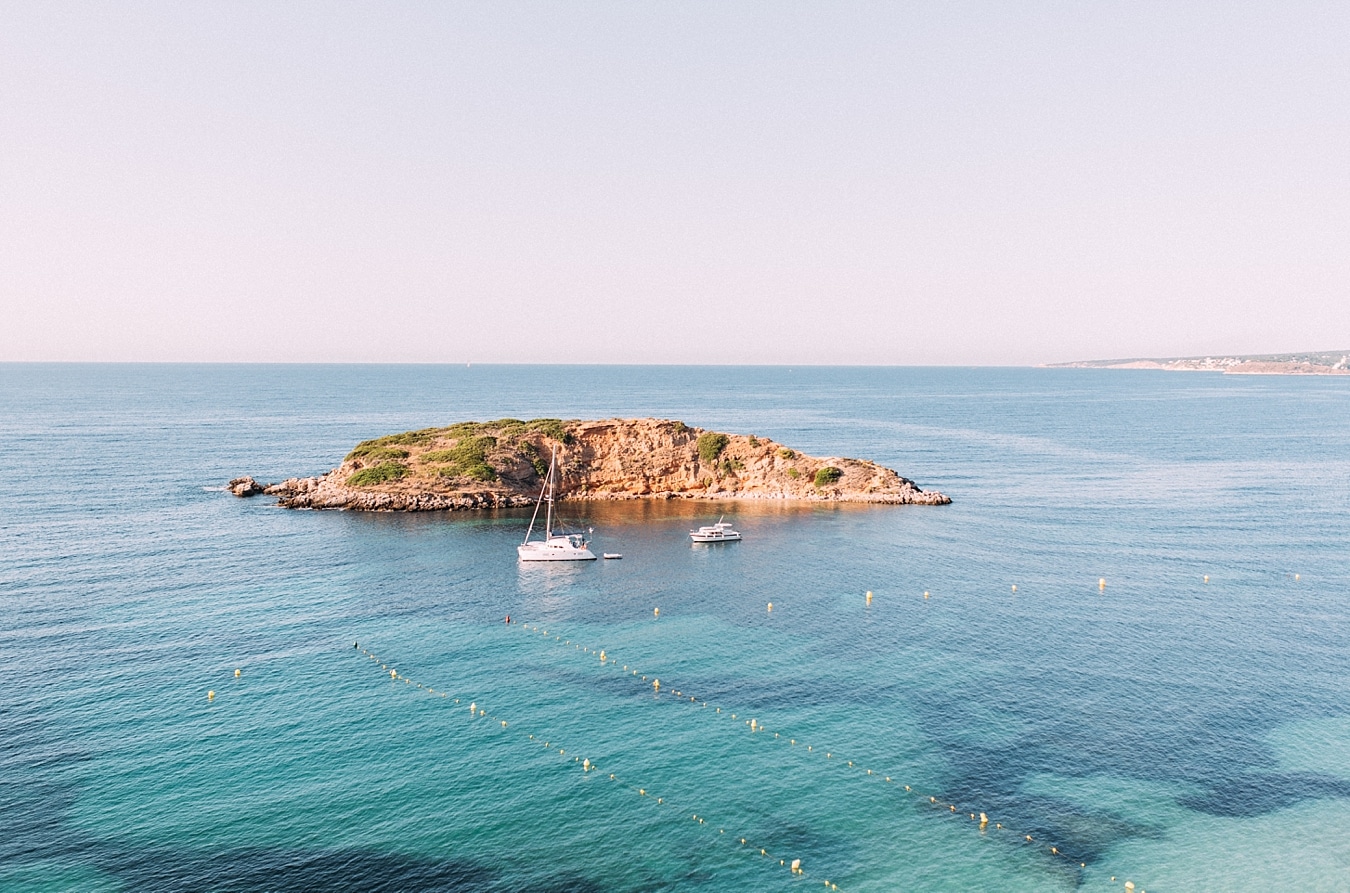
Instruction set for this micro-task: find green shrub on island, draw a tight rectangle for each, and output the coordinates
[747,435,759,447]
[435,462,496,482]
[526,418,575,444]
[721,457,744,474]
[516,440,549,476]
[778,448,795,459]
[424,435,498,481]
[787,468,800,478]
[346,428,443,459]
[346,444,410,462]
[814,466,842,487]
[456,418,575,447]
[698,432,730,464]
[347,461,409,486]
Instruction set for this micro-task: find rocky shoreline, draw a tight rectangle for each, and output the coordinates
[230,418,951,511]
[1047,350,1350,374]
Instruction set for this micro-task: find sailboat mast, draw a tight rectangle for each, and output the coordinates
[545,444,556,537]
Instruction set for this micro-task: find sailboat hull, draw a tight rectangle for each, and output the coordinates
[517,540,597,561]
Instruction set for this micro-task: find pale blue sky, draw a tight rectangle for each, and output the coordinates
[2,2,1347,364]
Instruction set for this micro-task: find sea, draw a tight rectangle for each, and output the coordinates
[2,364,1348,893]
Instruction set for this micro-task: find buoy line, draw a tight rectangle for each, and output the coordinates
[351,644,844,891]
[507,623,1148,892]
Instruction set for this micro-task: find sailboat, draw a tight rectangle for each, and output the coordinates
[518,445,597,561]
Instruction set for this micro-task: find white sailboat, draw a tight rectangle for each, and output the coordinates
[518,445,596,561]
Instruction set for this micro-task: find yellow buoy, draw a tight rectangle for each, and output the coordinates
[1204,575,1209,583]
[207,690,214,700]
[1295,573,1301,581]
[924,591,929,599]
[866,590,873,605]
[599,650,606,663]
[1099,578,1106,590]
[653,678,660,692]
[1011,584,1017,592]
[980,812,988,828]
[583,758,591,771]
[767,601,773,612]
[653,607,660,617]
[234,668,241,677]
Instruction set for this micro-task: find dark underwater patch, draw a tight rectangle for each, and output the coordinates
[91,844,605,893]
[1179,772,1350,818]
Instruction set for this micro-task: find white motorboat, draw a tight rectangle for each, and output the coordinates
[518,445,596,562]
[690,517,742,543]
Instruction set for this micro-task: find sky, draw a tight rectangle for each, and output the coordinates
[1,2,1347,365]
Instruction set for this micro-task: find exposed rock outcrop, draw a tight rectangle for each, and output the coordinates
[239,418,950,511]
[228,476,265,497]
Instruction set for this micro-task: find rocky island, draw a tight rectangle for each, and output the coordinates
[230,418,950,511]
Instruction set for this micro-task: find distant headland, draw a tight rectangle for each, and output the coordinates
[230,418,950,511]
[1046,350,1350,375]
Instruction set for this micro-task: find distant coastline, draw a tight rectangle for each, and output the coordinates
[1045,350,1350,375]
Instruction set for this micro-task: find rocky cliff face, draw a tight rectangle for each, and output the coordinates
[240,418,950,511]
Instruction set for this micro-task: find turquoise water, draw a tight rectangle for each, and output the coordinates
[3,364,1348,892]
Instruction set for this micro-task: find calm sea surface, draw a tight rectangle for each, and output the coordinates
[2,364,1348,892]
